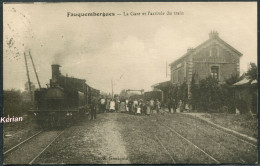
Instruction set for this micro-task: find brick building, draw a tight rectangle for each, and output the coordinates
[169,31,242,98]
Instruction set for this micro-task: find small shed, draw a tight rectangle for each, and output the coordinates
[233,78,257,114]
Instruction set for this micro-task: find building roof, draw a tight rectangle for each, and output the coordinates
[233,77,257,86]
[169,31,243,66]
[152,80,171,90]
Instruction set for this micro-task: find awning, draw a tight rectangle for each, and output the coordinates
[152,80,171,90]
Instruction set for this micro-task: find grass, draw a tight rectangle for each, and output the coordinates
[202,113,258,138]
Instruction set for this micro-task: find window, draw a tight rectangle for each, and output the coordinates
[211,66,219,79]
[209,46,218,57]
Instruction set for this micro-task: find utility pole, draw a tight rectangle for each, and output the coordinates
[111,79,114,99]
[166,61,168,78]
[29,51,41,89]
[24,52,33,102]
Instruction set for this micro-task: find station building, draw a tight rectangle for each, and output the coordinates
[155,31,242,102]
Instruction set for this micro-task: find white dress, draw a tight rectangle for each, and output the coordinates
[137,107,141,114]
[110,101,115,110]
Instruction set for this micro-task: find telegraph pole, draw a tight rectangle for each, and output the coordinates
[24,52,33,102]
[29,51,41,89]
[111,79,114,99]
[166,61,168,78]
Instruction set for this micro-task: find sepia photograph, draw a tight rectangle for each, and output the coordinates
[2,2,258,164]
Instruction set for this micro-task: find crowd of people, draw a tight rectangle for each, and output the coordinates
[94,96,164,116]
[89,95,188,120]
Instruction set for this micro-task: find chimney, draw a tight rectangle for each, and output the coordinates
[209,30,219,39]
[51,64,61,86]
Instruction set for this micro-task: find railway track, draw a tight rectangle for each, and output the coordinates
[29,130,65,164]
[159,109,257,147]
[154,115,221,164]
[125,113,178,163]
[166,120,248,163]
[126,112,221,163]
[153,110,257,163]
[176,113,257,147]
[119,110,256,164]
[4,129,65,164]
[154,134,177,163]
[4,130,45,155]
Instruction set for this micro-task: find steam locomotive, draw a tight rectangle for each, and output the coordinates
[30,64,100,127]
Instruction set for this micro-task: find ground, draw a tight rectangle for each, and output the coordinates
[3,115,39,152]
[3,112,258,164]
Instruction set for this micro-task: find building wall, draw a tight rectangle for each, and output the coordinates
[192,44,240,83]
[171,43,240,85]
[171,57,189,85]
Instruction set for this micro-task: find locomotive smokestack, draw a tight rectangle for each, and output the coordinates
[51,64,61,86]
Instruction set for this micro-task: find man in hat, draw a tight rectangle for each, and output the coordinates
[90,101,97,120]
[155,99,161,114]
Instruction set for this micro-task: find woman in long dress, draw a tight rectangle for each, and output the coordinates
[125,99,129,112]
[120,101,126,112]
[136,100,142,115]
[105,98,110,113]
[133,99,138,114]
[110,100,115,113]
[146,101,151,115]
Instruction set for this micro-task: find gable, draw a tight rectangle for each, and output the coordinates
[170,32,242,67]
[191,38,242,59]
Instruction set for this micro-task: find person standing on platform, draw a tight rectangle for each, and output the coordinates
[136,100,142,115]
[133,99,138,115]
[146,100,151,115]
[178,100,184,112]
[110,99,116,113]
[168,99,173,113]
[172,99,176,113]
[128,100,133,114]
[120,98,126,112]
[105,98,110,113]
[125,98,129,112]
[150,98,155,112]
[100,96,106,113]
[90,101,97,120]
[155,99,161,114]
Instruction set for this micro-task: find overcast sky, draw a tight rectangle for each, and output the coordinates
[3,2,257,94]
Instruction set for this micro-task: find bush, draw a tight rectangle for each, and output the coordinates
[3,90,32,117]
[190,75,237,112]
[190,74,200,110]
[197,77,222,111]
[235,99,248,114]
[168,82,188,106]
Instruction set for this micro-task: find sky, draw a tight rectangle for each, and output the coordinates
[3,2,257,94]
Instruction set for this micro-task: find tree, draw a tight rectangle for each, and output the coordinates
[4,89,22,116]
[198,76,222,111]
[119,89,128,98]
[246,62,257,81]
[24,81,36,102]
[225,74,241,85]
[24,81,36,92]
[190,74,200,110]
